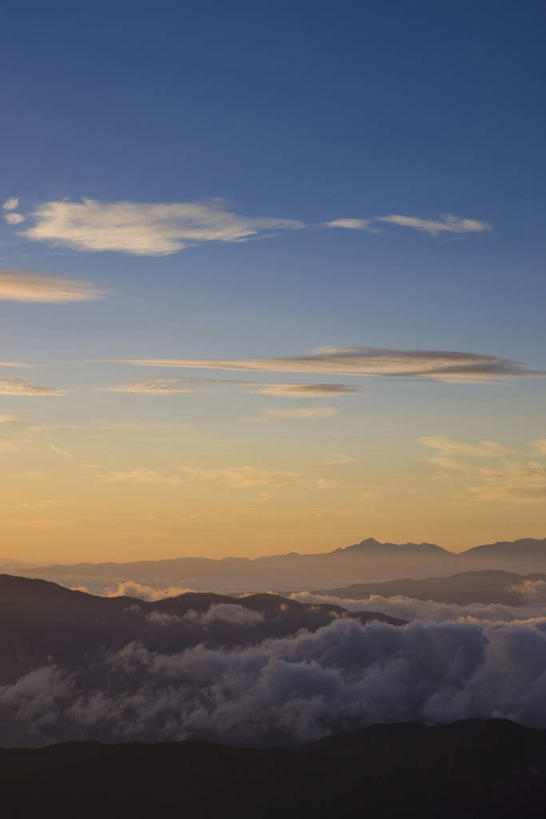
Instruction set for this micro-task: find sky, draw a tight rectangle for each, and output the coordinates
[0,0,545,563]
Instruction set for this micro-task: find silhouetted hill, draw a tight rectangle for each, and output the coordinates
[15,536,546,594]
[0,574,403,685]
[316,569,546,605]
[1,720,545,818]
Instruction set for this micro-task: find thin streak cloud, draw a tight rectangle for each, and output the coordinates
[115,347,544,382]
[376,214,492,235]
[0,270,105,303]
[326,214,491,235]
[0,378,66,396]
[418,436,514,458]
[103,382,194,394]
[254,383,357,397]
[102,377,357,397]
[262,406,335,420]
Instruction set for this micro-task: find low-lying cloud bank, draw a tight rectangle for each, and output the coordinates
[73,581,196,601]
[2,617,546,747]
[292,583,546,624]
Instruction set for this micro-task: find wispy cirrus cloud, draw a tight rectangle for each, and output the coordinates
[12,196,492,256]
[376,214,491,235]
[325,453,357,465]
[99,468,181,485]
[418,436,514,458]
[178,465,300,487]
[0,270,105,303]
[468,461,546,503]
[326,213,491,235]
[254,383,357,397]
[325,218,374,231]
[98,464,300,488]
[103,381,193,394]
[0,378,66,396]
[19,198,304,256]
[529,439,546,456]
[262,406,335,420]
[102,376,356,397]
[421,437,546,503]
[115,346,543,383]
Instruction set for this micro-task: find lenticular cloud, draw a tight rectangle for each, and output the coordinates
[2,617,546,747]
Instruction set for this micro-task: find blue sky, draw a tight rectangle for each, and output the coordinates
[0,1,545,560]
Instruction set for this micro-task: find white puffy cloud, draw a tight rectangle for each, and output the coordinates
[2,197,18,210]
[0,270,104,302]
[21,198,304,256]
[4,213,24,225]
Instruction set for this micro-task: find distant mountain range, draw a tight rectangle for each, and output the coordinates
[1,720,545,818]
[13,536,546,594]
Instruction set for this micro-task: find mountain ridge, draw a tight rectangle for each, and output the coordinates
[18,535,546,571]
[9,536,546,596]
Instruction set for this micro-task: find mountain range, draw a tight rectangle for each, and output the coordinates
[13,536,546,594]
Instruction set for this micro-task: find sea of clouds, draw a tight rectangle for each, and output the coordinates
[2,611,546,747]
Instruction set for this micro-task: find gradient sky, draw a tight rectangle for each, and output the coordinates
[1,0,545,563]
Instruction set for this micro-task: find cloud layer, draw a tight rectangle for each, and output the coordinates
[14,197,491,255]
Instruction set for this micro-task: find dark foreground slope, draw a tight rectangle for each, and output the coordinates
[1,720,545,819]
